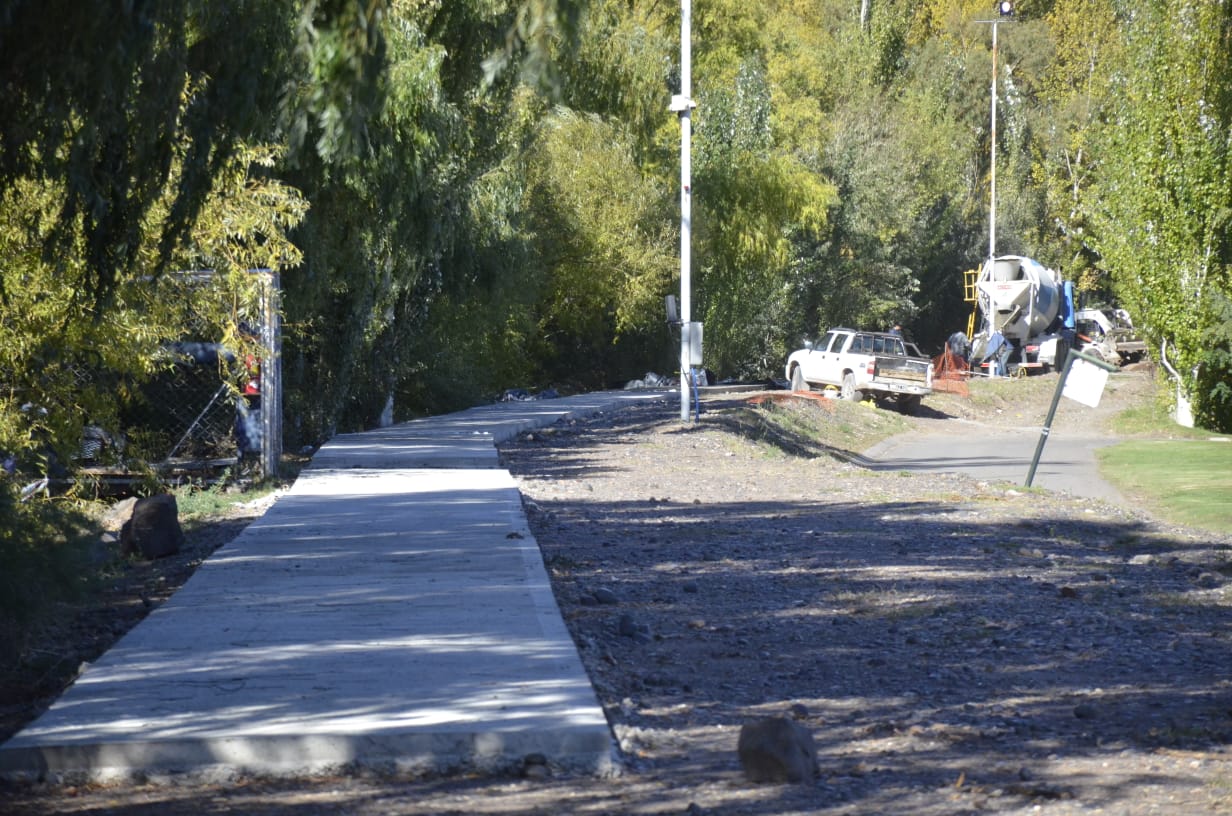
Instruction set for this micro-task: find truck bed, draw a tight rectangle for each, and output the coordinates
[874,356,931,384]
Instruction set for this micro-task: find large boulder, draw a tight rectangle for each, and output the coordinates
[120,494,184,559]
[737,716,817,784]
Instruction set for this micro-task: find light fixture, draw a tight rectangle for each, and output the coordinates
[997,1,1014,16]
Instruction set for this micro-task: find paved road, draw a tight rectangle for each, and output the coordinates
[863,418,1126,504]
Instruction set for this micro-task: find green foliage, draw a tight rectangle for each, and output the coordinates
[1087,0,1232,431]
[4,0,1232,447]
[278,2,555,436]
[554,0,674,155]
[289,0,390,163]
[0,2,294,304]
[1195,291,1232,431]
[692,52,836,377]
[481,0,584,92]
[521,108,678,385]
[1,141,307,479]
[1033,0,1121,283]
[0,488,96,667]
[0,0,393,307]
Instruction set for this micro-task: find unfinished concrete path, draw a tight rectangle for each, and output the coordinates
[0,390,668,783]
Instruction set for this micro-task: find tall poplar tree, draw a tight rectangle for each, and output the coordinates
[1088,0,1232,430]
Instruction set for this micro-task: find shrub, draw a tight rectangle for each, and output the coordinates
[0,485,98,670]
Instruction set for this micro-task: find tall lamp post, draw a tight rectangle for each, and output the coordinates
[671,0,696,422]
[979,1,1015,262]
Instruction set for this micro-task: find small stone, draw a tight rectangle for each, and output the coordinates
[682,581,700,594]
[737,716,818,784]
[618,613,650,639]
[1059,586,1080,599]
[593,587,620,605]
[521,752,550,779]
[1073,703,1099,720]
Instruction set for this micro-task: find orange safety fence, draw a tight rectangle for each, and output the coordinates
[931,348,970,397]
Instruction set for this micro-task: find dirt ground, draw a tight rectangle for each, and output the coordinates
[3,368,1231,815]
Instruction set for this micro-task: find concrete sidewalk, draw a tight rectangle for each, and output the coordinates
[0,390,668,783]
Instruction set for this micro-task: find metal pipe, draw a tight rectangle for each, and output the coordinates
[679,0,693,423]
[989,20,998,261]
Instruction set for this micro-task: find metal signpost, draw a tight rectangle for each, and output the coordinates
[1024,349,1118,487]
[258,270,283,479]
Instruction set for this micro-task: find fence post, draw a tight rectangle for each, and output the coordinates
[259,271,283,479]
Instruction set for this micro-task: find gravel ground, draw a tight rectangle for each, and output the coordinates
[3,368,1231,815]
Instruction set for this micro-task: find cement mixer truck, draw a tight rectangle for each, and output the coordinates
[969,255,1076,375]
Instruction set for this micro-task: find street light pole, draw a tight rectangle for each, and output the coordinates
[981,2,1014,262]
[676,0,693,423]
[989,18,998,261]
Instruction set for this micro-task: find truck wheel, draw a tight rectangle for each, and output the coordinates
[840,373,864,402]
[790,365,807,392]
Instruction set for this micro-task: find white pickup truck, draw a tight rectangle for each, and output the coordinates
[785,328,933,414]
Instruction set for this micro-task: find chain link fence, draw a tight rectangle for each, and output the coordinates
[77,271,282,484]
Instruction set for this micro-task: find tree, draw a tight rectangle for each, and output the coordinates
[1088,0,1232,430]
[694,56,835,377]
[1034,0,1122,286]
[0,0,382,306]
[0,140,306,480]
[277,1,590,435]
[520,109,677,385]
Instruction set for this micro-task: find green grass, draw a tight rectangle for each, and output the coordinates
[1097,440,1232,532]
[1110,392,1220,439]
[172,478,281,520]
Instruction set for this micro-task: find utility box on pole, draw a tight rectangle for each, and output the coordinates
[683,322,703,367]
